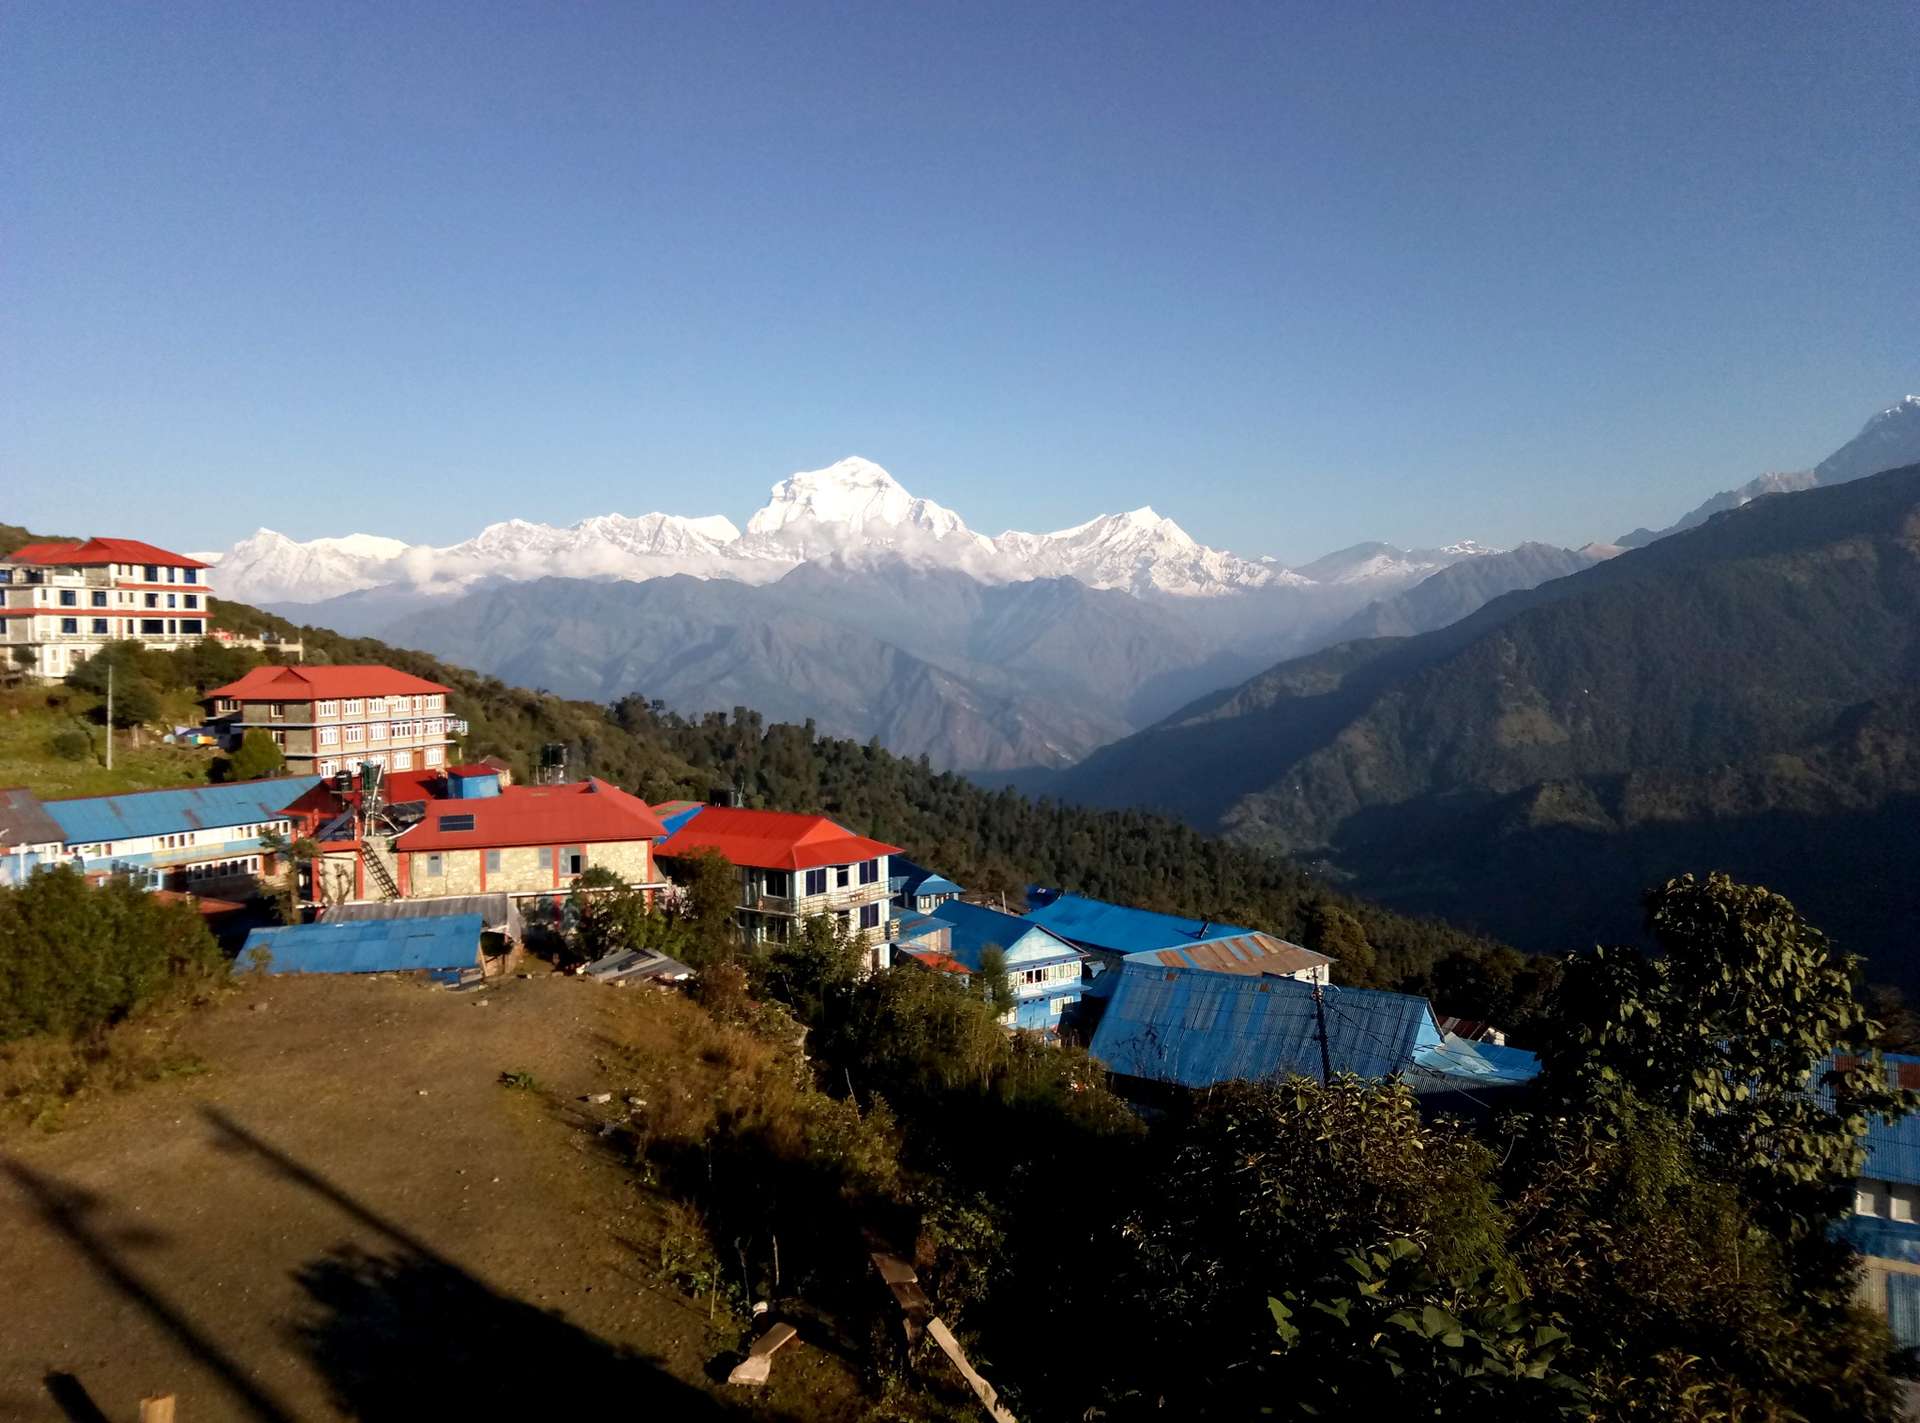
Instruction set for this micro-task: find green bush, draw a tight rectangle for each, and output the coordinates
[0,866,225,1041]
[49,729,91,761]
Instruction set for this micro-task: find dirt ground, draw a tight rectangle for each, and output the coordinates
[0,972,870,1422]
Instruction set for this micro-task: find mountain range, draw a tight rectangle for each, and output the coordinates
[1044,456,1920,984]
[201,395,1920,776]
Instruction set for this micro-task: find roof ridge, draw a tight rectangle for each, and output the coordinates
[43,775,319,803]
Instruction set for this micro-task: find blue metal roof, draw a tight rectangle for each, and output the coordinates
[1088,963,1442,1088]
[891,856,963,898]
[46,777,322,844]
[940,900,1082,974]
[1859,1052,1920,1187]
[657,804,705,837]
[242,913,484,976]
[1409,1035,1542,1087]
[893,911,955,944]
[1023,891,1253,957]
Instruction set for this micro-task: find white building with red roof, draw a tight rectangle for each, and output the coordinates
[203,664,464,777]
[652,804,901,967]
[1,537,213,680]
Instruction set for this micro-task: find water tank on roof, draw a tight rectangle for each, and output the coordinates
[448,770,501,800]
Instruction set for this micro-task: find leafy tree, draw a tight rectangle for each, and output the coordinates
[257,828,324,922]
[1107,1075,1515,1411]
[0,866,223,1040]
[215,729,286,782]
[665,848,738,962]
[65,640,148,698]
[103,675,163,732]
[50,729,91,761]
[971,944,1016,1020]
[1541,873,1907,1262]
[1304,899,1377,984]
[564,866,697,966]
[1266,1238,1582,1417]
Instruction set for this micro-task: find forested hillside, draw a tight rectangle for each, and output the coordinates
[1050,464,1920,985]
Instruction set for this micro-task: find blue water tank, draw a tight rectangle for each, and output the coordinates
[448,770,502,800]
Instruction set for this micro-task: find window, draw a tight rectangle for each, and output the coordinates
[1859,1185,1887,1217]
[166,593,177,609]
[835,864,851,889]
[424,746,444,766]
[140,619,164,634]
[318,727,339,746]
[184,568,197,584]
[183,595,198,609]
[344,698,363,715]
[318,700,338,718]
[58,589,77,606]
[268,702,285,719]
[1051,997,1066,1014]
[91,618,108,634]
[179,619,202,634]
[859,902,880,929]
[485,849,501,873]
[393,751,413,770]
[424,854,443,877]
[804,868,827,896]
[858,858,879,885]
[1897,1191,1917,1224]
[145,592,160,608]
[344,725,364,743]
[764,870,791,898]
[90,591,107,607]
[60,617,77,634]
[369,722,389,740]
[270,730,286,746]
[565,847,585,875]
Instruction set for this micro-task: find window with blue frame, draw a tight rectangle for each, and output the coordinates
[60,617,78,633]
[58,589,77,606]
[91,618,108,634]
[90,591,107,607]
[804,867,827,896]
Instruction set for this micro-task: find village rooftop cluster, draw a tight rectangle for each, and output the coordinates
[5,534,1919,1347]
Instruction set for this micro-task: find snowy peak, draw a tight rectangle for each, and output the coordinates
[996,506,1287,597]
[746,457,973,541]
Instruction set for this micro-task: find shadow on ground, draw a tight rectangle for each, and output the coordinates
[7,1107,806,1421]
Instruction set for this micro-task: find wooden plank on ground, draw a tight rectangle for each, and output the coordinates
[927,1317,1018,1423]
[727,1322,799,1386]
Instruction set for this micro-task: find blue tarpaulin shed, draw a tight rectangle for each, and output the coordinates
[242,913,485,982]
[1088,963,1444,1088]
[1023,891,1253,958]
[46,777,322,844]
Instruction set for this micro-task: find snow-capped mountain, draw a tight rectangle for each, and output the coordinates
[1291,540,1500,586]
[208,455,1494,607]
[997,508,1306,597]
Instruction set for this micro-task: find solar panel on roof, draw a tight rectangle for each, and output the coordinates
[440,814,476,831]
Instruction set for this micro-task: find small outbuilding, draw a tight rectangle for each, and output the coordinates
[241,913,497,984]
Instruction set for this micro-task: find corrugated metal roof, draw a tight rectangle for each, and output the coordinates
[1853,1052,1920,1188]
[893,911,954,943]
[0,787,65,849]
[653,805,899,872]
[1088,963,1442,1088]
[1133,932,1331,977]
[939,900,1083,974]
[1023,891,1255,957]
[892,856,964,898]
[396,778,668,851]
[204,664,449,700]
[321,894,523,940]
[242,914,484,975]
[1409,1034,1541,1086]
[44,777,321,844]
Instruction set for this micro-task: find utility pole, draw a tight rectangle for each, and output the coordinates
[1312,980,1332,1085]
[105,659,114,772]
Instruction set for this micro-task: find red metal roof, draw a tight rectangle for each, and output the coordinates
[447,764,497,777]
[205,664,451,701]
[397,778,669,851]
[9,538,210,569]
[898,947,971,977]
[652,805,900,872]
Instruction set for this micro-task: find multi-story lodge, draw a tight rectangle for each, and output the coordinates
[0,537,213,681]
[203,665,463,777]
[651,804,900,969]
[35,777,319,895]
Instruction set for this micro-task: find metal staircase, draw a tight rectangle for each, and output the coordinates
[363,839,401,900]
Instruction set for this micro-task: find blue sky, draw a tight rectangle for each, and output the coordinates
[5,1,1916,563]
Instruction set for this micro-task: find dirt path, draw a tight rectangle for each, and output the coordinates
[0,974,865,1422]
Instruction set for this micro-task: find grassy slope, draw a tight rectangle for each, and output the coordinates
[0,683,215,798]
